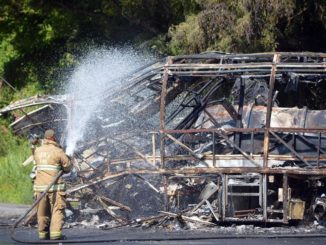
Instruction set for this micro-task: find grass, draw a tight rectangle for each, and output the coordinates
[0,127,33,204]
[0,82,41,204]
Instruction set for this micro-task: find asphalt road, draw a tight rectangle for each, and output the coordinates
[0,204,29,220]
[1,203,326,245]
[1,226,326,245]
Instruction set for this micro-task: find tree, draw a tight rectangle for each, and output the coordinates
[168,0,326,54]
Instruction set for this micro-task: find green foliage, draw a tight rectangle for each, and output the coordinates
[146,34,170,56]
[168,15,205,54]
[0,124,33,204]
[167,0,326,54]
[0,0,200,94]
[0,86,13,109]
[120,0,200,35]
[0,34,18,75]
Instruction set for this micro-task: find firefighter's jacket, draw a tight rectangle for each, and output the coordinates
[33,139,71,192]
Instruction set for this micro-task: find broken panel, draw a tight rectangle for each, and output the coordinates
[2,52,326,226]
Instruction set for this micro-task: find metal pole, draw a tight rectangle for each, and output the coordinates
[263,53,280,168]
[235,78,245,153]
[251,131,254,156]
[159,57,171,211]
[283,174,289,224]
[159,58,171,168]
[152,133,156,165]
[222,174,227,221]
[263,174,267,221]
[213,132,216,167]
[317,132,321,167]
[0,76,17,91]
[259,174,263,207]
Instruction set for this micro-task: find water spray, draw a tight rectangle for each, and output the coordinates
[64,47,154,156]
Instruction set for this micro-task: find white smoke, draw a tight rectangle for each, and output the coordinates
[65,47,154,156]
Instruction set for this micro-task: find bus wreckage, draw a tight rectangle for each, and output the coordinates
[1,52,326,227]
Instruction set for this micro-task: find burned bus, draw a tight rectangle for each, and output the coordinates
[1,52,326,225]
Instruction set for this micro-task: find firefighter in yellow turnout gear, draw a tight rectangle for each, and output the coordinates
[33,129,71,240]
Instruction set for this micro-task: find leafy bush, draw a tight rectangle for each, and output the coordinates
[167,0,326,54]
[0,125,33,204]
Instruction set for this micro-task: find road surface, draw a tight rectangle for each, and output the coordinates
[1,226,326,245]
[1,203,326,244]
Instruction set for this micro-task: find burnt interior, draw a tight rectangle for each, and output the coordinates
[1,52,326,226]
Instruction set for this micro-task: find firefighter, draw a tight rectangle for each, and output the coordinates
[33,129,71,240]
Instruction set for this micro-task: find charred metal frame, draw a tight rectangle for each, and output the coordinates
[2,52,326,224]
[156,52,326,223]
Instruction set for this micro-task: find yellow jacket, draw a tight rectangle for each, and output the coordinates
[33,139,71,192]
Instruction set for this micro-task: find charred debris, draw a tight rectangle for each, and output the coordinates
[1,52,326,229]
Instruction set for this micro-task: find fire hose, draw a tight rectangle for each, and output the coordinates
[10,170,326,244]
[10,170,64,244]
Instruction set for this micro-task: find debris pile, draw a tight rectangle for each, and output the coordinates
[1,52,326,230]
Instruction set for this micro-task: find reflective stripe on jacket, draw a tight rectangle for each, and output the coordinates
[33,183,66,192]
[37,165,62,171]
[33,139,71,192]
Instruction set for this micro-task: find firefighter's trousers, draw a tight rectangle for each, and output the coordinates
[35,191,66,240]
